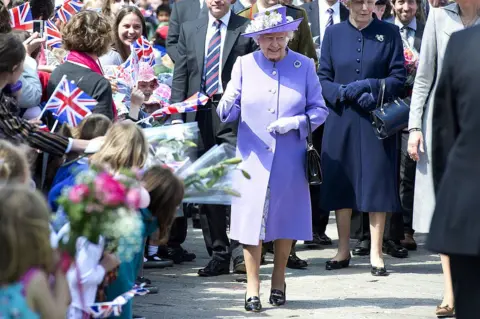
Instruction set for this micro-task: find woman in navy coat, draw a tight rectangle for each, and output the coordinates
[318,0,406,276]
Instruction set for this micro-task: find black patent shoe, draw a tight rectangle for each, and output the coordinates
[325,257,351,270]
[244,294,262,312]
[269,284,286,306]
[287,252,308,269]
[382,240,408,258]
[371,265,388,276]
[352,239,370,256]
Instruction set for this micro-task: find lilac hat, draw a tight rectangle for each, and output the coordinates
[242,5,303,38]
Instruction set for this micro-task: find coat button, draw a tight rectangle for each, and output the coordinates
[271,88,277,94]
[358,38,361,42]
[272,70,277,75]
[356,58,360,63]
[266,146,272,152]
[357,48,361,52]
[268,108,275,113]
[355,69,360,73]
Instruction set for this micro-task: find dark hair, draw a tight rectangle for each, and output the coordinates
[391,0,425,23]
[114,6,147,61]
[155,4,171,16]
[62,10,113,56]
[142,166,184,242]
[0,1,12,34]
[0,33,26,73]
[11,30,41,60]
[29,0,54,20]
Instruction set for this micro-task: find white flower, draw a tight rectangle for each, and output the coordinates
[247,10,283,33]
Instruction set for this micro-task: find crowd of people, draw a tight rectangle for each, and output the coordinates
[0,0,478,317]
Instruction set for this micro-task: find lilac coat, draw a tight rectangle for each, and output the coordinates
[217,50,328,245]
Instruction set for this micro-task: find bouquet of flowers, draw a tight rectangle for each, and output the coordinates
[179,143,250,205]
[403,39,419,87]
[56,166,145,262]
[143,122,199,172]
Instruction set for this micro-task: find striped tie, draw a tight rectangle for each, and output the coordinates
[205,20,222,97]
[325,8,334,28]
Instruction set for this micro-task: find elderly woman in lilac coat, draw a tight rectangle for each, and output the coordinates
[217,5,328,313]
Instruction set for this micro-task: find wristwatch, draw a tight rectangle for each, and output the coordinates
[408,128,421,133]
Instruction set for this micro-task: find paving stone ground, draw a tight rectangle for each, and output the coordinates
[134,217,443,319]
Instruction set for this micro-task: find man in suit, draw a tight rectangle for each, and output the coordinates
[301,0,348,250]
[170,0,257,276]
[231,0,255,13]
[351,0,425,258]
[166,0,207,64]
[237,0,317,270]
[237,0,318,66]
[427,25,480,319]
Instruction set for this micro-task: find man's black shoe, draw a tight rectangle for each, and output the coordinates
[383,240,408,258]
[352,239,370,256]
[305,233,333,246]
[286,252,308,269]
[198,259,230,277]
[158,245,196,264]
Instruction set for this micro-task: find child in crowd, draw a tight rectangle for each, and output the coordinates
[0,185,70,319]
[48,114,112,213]
[156,4,170,24]
[0,140,31,184]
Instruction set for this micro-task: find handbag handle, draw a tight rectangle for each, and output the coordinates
[306,114,313,146]
[376,79,386,112]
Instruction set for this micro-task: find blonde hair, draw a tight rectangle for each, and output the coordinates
[0,185,54,284]
[0,140,30,184]
[90,121,148,171]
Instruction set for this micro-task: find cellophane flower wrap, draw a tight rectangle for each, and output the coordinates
[403,38,419,89]
[143,122,199,173]
[178,143,251,205]
[57,166,144,262]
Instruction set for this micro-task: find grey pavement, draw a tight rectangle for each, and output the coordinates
[134,217,443,319]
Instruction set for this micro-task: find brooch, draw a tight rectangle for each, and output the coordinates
[375,34,384,42]
[294,60,301,68]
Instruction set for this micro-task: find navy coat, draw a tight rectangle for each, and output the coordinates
[318,18,406,212]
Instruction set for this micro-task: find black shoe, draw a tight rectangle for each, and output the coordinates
[287,252,308,269]
[352,239,370,256]
[305,233,333,246]
[244,294,262,312]
[143,255,174,268]
[136,276,151,285]
[269,283,286,306]
[133,315,146,319]
[233,260,246,274]
[198,259,230,277]
[400,233,418,251]
[382,240,408,258]
[325,257,351,270]
[158,246,196,264]
[371,265,388,276]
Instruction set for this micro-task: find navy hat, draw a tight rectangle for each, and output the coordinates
[375,0,388,5]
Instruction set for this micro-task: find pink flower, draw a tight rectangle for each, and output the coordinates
[69,184,90,203]
[126,188,141,210]
[94,172,127,206]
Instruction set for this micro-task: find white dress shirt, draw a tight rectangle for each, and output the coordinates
[203,10,231,94]
[318,0,341,44]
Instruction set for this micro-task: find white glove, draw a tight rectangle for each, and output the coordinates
[267,117,300,134]
[219,82,240,112]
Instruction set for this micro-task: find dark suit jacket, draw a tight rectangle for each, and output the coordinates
[237,4,317,66]
[413,20,425,53]
[170,12,257,146]
[301,0,349,42]
[427,25,480,256]
[166,0,207,63]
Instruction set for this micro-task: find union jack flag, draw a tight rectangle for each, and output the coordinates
[45,19,62,49]
[9,3,33,32]
[44,77,97,127]
[119,47,140,86]
[151,92,209,119]
[133,36,155,66]
[55,0,84,23]
[37,124,50,132]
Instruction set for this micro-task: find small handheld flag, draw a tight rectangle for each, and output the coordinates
[55,0,84,23]
[45,19,62,49]
[9,3,33,32]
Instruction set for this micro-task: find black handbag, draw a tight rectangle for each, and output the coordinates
[370,79,411,139]
[306,115,323,185]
